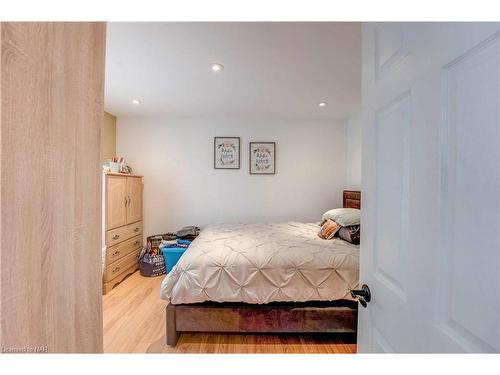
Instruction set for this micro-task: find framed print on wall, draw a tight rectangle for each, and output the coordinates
[249,142,276,174]
[214,137,240,169]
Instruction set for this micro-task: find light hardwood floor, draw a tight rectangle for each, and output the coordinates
[103,271,357,354]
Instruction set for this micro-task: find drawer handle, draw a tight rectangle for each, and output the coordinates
[112,234,120,240]
[134,227,140,232]
[124,196,128,206]
[134,241,141,246]
[112,250,120,256]
[112,266,121,273]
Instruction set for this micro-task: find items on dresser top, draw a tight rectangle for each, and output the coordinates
[102,156,133,174]
[103,173,143,294]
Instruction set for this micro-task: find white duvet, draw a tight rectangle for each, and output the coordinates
[160,222,359,304]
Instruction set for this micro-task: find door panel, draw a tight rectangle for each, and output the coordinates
[126,177,143,224]
[106,176,127,229]
[359,22,500,353]
[374,23,408,80]
[0,22,105,353]
[435,33,500,353]
[373,92,410,300]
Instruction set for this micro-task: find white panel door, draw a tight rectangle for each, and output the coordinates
[358,22,500,353]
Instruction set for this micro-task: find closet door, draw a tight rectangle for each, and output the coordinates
[126,177,143,224]
[106,175,128,229]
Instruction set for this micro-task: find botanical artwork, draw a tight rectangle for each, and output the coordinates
[250,142,276,174]
[214,137,240,169]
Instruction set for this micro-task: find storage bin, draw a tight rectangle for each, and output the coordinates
[161,246,187,274]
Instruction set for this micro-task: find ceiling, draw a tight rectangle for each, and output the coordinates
[105,22,361,120]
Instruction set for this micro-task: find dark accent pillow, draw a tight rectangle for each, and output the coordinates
[338,225,360,245]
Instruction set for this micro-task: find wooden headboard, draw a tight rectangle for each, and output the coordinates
[343,190,361,209]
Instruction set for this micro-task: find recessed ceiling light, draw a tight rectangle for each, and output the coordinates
[132,99,141,105]
[319,101,328,107]
[211,63,224,72]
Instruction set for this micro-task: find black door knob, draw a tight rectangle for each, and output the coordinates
[350,284,371,308]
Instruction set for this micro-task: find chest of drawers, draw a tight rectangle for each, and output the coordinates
[103,173,143,294]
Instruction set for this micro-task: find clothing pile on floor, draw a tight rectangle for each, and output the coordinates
[139,226,200,277]
[159,226,201,250]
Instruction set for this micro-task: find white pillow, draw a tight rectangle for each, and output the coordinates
[322,208,360,227]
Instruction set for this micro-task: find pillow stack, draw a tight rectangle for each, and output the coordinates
[318,208,360,244]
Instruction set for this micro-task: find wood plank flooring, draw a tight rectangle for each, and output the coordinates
[103,271,357,353]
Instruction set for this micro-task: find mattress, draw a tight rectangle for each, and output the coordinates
[160,222,359,305]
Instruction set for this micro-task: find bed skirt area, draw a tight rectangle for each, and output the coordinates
[166,300,358,346]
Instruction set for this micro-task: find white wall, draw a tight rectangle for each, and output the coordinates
[346,112,362,190]
[117,116,348,236]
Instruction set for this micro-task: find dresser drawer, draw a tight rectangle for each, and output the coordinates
[104,247,141,282]
[106,221,143,246]
[106,234,142,265]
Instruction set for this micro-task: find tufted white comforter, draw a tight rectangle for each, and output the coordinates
[160,222,359,304]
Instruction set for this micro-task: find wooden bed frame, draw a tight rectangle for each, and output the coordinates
[166,190,361,346]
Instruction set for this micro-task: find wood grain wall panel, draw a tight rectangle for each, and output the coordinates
[0,22,106,353]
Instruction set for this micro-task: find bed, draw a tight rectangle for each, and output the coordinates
[162,190,361,346]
